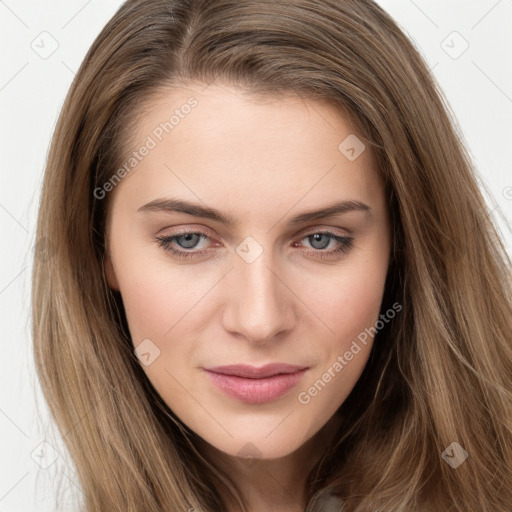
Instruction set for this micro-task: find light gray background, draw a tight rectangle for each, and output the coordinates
[1,1,511,510]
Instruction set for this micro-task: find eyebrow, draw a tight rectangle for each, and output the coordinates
[137,197,371,226]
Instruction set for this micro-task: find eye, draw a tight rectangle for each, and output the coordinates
[154,229,354,261]
[154,231,212,260]
[294,232,354,259]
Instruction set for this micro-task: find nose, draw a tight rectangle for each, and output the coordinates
[222,248,296,345]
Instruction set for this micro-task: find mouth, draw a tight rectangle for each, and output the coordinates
[202,363,309,404]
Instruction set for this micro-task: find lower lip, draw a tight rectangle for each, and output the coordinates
[204,369,307,404]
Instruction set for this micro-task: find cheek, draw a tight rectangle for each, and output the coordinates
[115,266,203,396]
[293,253,389,416]
[113,256,226,390]
[119,278,171,344]
[116,257,213,342]
[303,254,389,351]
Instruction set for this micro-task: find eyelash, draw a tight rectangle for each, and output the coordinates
[154,230,354,261]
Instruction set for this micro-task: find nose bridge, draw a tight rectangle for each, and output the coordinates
[223,241,294,343]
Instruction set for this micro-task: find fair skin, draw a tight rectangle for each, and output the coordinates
[104,82,391,511]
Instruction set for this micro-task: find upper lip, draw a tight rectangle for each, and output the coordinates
[203,363,308,379]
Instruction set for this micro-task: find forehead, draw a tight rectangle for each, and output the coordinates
[108,82,384,217]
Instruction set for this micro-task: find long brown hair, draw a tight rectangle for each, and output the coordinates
[32,0,512,510]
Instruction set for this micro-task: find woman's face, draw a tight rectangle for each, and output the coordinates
[104,83,391,460]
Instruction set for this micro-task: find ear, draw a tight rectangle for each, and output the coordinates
[104,251,120,291]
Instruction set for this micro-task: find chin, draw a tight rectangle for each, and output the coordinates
[196,418,318,463]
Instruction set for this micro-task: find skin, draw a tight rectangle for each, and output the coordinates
[104,82,391,511]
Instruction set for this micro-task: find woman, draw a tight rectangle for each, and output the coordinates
[32,0,512,510]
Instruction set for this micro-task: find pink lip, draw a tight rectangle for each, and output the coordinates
[203,364,308,404]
